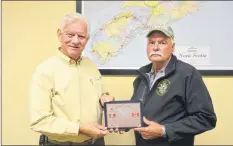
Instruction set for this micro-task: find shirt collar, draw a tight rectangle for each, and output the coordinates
[57,48,82,65]
[149,57,171,75]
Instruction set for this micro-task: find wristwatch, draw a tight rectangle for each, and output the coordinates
[99,92,110,108]
[102,92,110,96]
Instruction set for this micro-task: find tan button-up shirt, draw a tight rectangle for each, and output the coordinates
[29,50,106,142]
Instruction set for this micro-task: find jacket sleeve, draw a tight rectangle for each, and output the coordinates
[165,69,217,141]
[29,66,80,137]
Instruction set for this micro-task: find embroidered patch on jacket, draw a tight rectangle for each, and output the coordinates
[156,79,171,96]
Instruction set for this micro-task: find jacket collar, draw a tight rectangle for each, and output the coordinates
[137,55,177,76]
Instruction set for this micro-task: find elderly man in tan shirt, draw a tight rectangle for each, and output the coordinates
[29,13,114,145]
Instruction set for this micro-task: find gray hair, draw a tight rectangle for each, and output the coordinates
[60,13,91,37]
[171,38,175,45]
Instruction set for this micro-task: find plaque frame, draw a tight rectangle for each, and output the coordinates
[104,100,143,129]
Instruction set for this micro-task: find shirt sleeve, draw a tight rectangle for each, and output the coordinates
[165,69,217,142]
[100,73,109,95]
[29,66,80,137]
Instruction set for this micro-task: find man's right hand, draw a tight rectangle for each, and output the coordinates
[79,123,108,139]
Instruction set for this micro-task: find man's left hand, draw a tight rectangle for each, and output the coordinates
[100,93,115,107]
[134,117,164,140]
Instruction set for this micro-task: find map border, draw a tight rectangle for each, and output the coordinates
[76,1,233,76]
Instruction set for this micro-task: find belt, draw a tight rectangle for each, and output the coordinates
[48,139,96,145]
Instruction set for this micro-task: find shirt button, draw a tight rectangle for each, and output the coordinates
[69,60,76,65]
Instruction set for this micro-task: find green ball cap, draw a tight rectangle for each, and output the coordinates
[146,25,174,39]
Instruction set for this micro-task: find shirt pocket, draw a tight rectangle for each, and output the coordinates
[88,76,102,97]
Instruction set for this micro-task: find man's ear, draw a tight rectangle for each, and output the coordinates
[172,43,175,52]
[87,35,90,41]
[57,29,62,42]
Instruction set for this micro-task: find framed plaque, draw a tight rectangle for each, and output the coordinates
[104,100,143,129]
